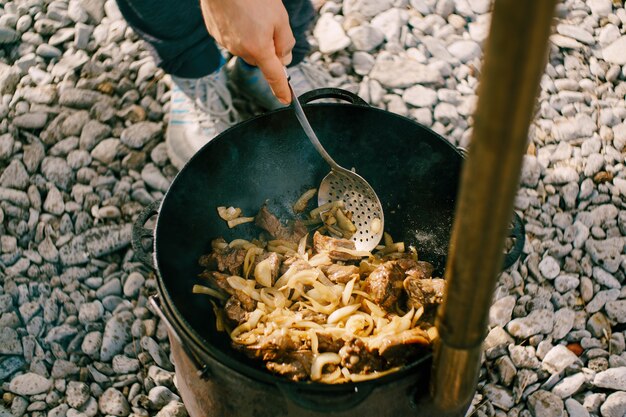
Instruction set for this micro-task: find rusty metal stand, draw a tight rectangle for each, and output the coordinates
[427,0,558,414]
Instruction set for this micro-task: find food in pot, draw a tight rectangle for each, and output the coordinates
[194,205,442,383]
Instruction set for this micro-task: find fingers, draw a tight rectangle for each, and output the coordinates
[257,53,291,105]
[274,21,295,65]
[280,52,293,67]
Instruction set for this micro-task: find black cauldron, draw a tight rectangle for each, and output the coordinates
[133,88,523,417]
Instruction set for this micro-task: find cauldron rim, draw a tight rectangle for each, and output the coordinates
[151,97,464,391]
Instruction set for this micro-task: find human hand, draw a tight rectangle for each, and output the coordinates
[200,0,295,104]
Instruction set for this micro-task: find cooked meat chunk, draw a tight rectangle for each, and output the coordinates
[251,252,282,284]
[224,296,248,325]
[313,231,361,261]
[316,333,345,353]
[322,264,360,283]
[396,258,417,272]
[339,338,384,373]
[206,272,257,311]
[279,258,311,276]
[405,261,435,280]
[403,277,445,310]
[200,247,246,276]
[239,331,306,361]
[364,261,405,310]
[265,351,313,381]
[255,206,306,243]
[372,328,431,365]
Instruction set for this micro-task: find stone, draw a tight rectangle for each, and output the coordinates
[120,121,162,149]
[556,24,595,45]
[402,84,438,108]
[141,336,173,370]
[552,372,586,398]
[565,398,589,417]
[123,272,145,297]
[600,391,626,417]
[12,113,48,130]
[112,355,140,374]
[8,373,52,395]
[66,381,90,409]
[527,390,565,417]
[100,311,133,361]
[370,55,443,88]
[347,24,384,52]
[91,138,120,164]
[552,308,575,340]
[448,40,481,62]
[489,295,516,327]
[0,27,18,44]
[142,163,170,192]
[343,0,393,17]
[603,36,626,65]
[0,64,20,96]
[81,331,102,358]
[98,388,130,416]
[589,0,612,16]
[59,88,108,109]
[506,309,554,339]
[482,383,514,410]
[538,256,560,279]
[0,160,29,189]
[371,7,406,43]
[43,186,65,215]
[468,0,490,13]
[593,367,626,390]
[0,327,22,354]
[155,401,188,417]
[542,345,579,374]
[41,157,73,190]
[148,386,181,409]
[606,300,626,323]
[78,301,104,323]
[313,14,351,54]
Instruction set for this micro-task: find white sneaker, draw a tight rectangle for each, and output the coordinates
[166,68,240,169]
[228,58,331,110]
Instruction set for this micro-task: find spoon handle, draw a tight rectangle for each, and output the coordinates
[287,80,343,172]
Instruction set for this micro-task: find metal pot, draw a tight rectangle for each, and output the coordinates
[133,88,524,417]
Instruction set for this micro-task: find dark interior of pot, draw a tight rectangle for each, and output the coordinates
[155,100,463,383]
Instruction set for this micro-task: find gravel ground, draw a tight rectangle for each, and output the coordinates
[0,0,626,416]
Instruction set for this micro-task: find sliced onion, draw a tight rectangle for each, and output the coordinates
[217,206,242,221]
[254,257,273,287]
[259,288,287,309]
[308,253,331,267]
[192,284,228,302]
[327,304,360,324]
[310,352,341,381]
[332,247,371,258]
[342,277,357,306]
[293,188,317,213]
[364,299,386,318]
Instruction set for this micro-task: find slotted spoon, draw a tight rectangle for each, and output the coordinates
[288,81,384,251]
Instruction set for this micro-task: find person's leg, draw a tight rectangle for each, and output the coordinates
[115,0,222,78]
[116,0,239,169]
[283,0,315,66]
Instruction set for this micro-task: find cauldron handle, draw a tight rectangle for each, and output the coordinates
[132,200,161,268]
[298,88,369,107]
[277,383,373,413]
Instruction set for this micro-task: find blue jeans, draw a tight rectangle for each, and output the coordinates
[115,0,314,78]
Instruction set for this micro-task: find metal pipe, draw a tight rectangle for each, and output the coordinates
[429,0,557,413]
